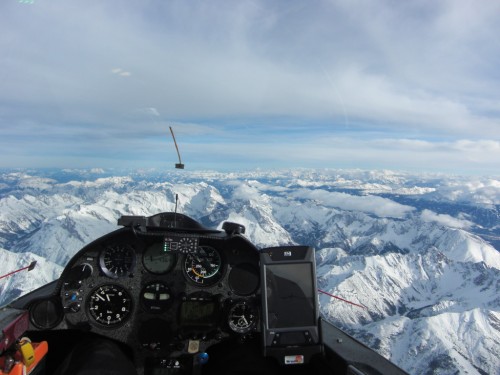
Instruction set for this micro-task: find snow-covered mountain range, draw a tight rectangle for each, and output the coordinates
[0,168,499,375]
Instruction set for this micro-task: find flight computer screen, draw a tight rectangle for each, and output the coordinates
[179,300,219,328]
[264,263,316,329]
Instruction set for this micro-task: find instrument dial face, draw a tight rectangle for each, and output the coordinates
[141,282,172,313]
[228,301,257,334]
[183,246,223,286]
[99,244,136,278]
[88,284,132,326]
[177,237,198,254]
[63,263,93,289]
[142,243,177,274]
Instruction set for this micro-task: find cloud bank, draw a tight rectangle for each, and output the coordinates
[0,0,499,174]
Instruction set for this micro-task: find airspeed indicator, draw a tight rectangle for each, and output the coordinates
[183,246,223,286]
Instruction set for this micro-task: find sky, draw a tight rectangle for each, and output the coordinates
[1,0,499,175]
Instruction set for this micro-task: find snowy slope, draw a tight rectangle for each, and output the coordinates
[0,248,63,306]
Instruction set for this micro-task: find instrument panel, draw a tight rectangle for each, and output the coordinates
[18,213,409,375]
[55,227,261,364]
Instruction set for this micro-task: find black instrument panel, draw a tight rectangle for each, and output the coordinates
[56,227,261,364]
[18,213,411,375]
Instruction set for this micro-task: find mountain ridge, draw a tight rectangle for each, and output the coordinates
[0,168,498,374]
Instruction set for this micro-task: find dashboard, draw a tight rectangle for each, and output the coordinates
[10,212,408,375]
[27,214,261,372]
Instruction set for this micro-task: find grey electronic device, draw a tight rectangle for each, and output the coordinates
[260,246,322,365]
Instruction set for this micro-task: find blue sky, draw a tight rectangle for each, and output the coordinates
[1,0,499,175]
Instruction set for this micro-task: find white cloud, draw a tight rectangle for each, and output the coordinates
[138,107,160,117]
[111,68,131,77]
[175,137,500,175]
[231,182,265,202]
[433,178,500,206]
[421,209,473,229]
[289,189,415,219]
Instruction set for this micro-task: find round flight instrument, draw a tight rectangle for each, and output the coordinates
[141,281,172,313]
[227,301,257,334]
[228,263,259,296]
[177,237,198,254]
[63,263,93,289]
[142,243,177,274]
[88,284,132,326]
[183,246,223,286]
[99,244,136,278]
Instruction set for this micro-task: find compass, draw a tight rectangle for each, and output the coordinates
[141,281,172,313]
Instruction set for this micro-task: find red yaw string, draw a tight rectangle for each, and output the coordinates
[0,261,37,281]
[318,288,367,309]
